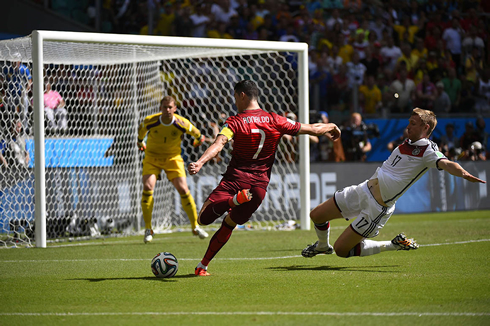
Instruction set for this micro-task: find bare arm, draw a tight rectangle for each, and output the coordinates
[188,134,228,175]
[298,123,341,142]
[0,153,7,167]
[438,159,486,183]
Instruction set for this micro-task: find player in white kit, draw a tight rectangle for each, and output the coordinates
[302,108,486,259]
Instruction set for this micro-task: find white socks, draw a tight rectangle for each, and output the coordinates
[359,240,397,257]
[314,222,331,249]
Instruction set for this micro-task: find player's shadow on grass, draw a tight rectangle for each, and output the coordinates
[68,274,197,282]
[266,265,400,273]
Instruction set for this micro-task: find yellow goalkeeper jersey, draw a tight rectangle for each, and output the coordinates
[137,113,201,158]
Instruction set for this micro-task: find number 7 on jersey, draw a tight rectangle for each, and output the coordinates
[251,129,265,159]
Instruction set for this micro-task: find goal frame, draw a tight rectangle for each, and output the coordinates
[31,30,311,248]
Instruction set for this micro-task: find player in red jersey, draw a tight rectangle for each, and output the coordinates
[188,80,341,276]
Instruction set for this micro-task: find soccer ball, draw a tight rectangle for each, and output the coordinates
[151,252,178,278]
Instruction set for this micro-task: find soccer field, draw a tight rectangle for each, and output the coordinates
[0,210,489,326]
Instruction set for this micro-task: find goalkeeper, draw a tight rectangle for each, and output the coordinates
[137,96,208,243]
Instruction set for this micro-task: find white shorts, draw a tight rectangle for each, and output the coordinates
[334,180,395,238]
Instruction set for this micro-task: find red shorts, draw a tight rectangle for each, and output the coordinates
[203,178,267,225]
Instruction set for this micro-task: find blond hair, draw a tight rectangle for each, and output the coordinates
[161,95,176,105]
[411,107,437,137]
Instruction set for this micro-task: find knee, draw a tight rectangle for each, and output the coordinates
[309,207,324,224]
[197,216,208,226]
[333,242,350,258]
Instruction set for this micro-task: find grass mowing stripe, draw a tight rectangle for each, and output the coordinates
[1,238,489,263]
[0,312,489,317]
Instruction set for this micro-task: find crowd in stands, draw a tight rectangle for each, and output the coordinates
[41,0,490,115]
[5,0,488,163]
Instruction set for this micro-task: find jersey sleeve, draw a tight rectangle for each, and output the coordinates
[137,118,149,142]
[175,116,202,139]
[272,112,301,135]
[423,142,447,170]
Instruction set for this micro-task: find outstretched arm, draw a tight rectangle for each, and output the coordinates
[297,123,341,142]
[188,134,228,175]
[438,159,486,183]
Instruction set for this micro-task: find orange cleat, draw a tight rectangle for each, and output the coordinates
[234,189,253,205]
[195,267,211,276]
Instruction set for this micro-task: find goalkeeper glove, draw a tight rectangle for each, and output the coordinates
[193,135,205,148]
[137,141,146,151]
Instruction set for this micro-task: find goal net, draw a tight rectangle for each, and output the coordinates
[0,31,310,247]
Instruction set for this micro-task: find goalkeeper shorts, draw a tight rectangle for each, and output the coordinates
[142,154,186,181]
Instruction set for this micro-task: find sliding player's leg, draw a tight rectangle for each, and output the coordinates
[195,186,265,276]
[302,196,344,257]
[332,183,417,257]
[333,226,418,257]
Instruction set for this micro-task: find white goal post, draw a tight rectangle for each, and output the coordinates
[0,30,311,248]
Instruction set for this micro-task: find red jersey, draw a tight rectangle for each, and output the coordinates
[222,109,301,188]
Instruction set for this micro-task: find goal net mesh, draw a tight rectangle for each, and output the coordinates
[0,36,302,246]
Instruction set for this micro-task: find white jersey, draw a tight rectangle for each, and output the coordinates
[371,138,447,206]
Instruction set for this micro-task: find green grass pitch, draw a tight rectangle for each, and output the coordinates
[0,210,489,326]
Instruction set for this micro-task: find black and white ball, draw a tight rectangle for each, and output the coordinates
[151,252,178,278]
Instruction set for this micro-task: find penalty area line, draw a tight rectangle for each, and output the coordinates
[0,311,488,317]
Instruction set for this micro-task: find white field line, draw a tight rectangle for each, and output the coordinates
[0,311,488,317]
[1,239,489,263]
[3,217,486,249]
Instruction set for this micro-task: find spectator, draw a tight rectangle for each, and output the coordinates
[189,3,212,38]
[415,73,437,110]
[442,67,462,111]
[359,75,382,114]
[346,52,367,89]
[460,122,481,153]
[173,6,193,37]
[326,9,343,31]
[440,123,460,160]
[396,43,419,74]
[393,16,419,45]
[207,22,233,39]
[330,64,350,110]
[369,16,386,41]
[2,59,32,133]
[310,56,334,112]
[475,116,488,152]
[211,0,238,24]
[460,141,486,161]
[326,45,343,75]
[442,18,463,71]
[226,15,246,39]
[462,25,485,60]
[433,81,452,113]
[475,68,490,112]
[0,117,30,188]
[390,68,416,113]
[412,37,428,60]
[155,2,176,36]
[341,112,372,162]
[465,47,484,85]
[352,30,369,60]
[380,36,402,71]
[412,57,429,86]
[44,80,67,135]
[279,25,299,42]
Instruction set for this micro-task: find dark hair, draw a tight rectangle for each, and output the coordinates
[234,80,259,100]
